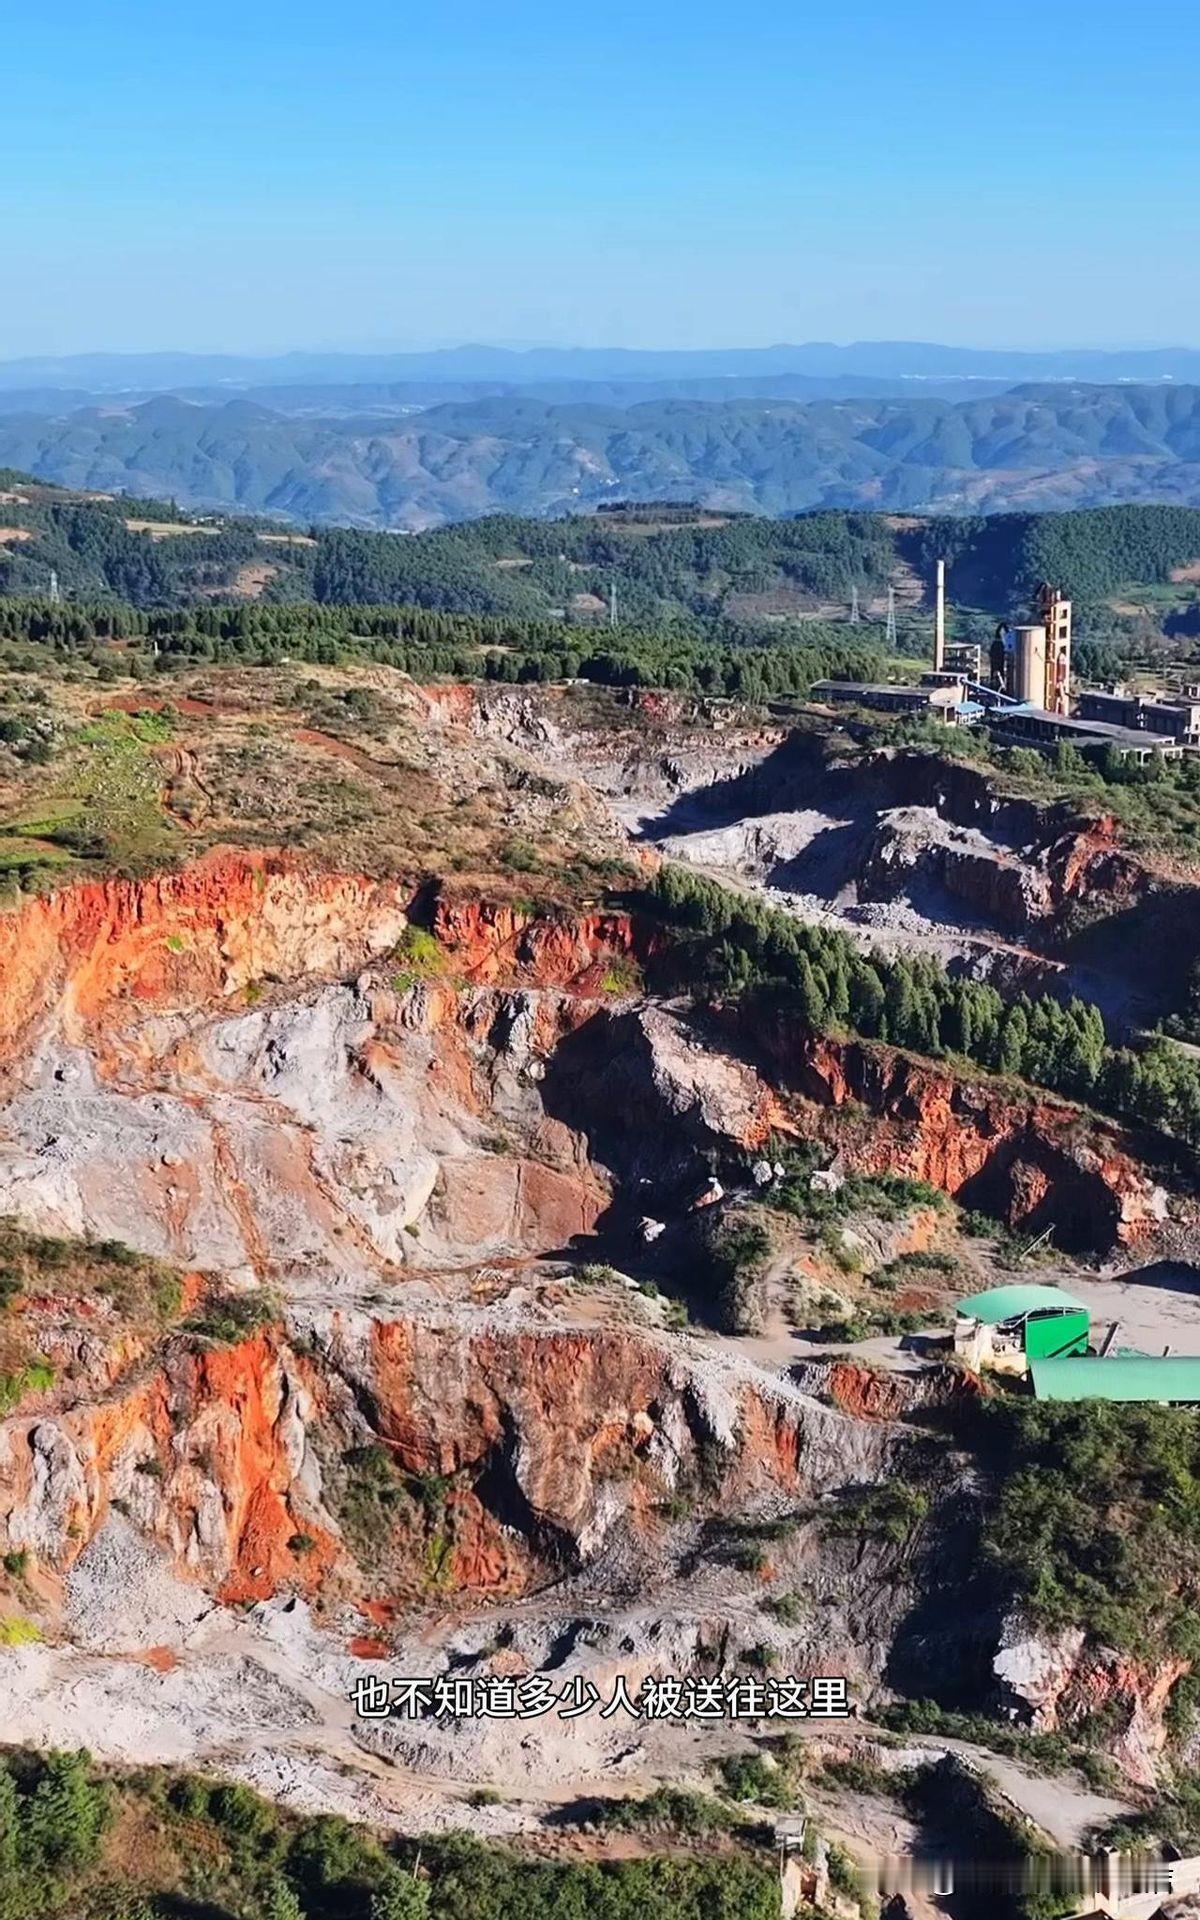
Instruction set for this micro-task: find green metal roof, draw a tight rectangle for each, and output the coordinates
[956,1283,1087,1326]
[1031,1355,1200,1403]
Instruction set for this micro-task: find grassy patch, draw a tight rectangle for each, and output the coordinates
[0,1224,184,1410]
[0,1615,42,1646]
[0,1360,55,1413]
[391,924,447,992]
[2,709,178,873]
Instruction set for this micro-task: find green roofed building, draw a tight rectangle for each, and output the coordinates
[954,1283,1090,1377]
[1031,1354,1200,1403]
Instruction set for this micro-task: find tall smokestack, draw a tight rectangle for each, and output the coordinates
[934,559,946,672]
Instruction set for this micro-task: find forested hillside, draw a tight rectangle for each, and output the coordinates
[4,475,1200,673]
[4,382,1200,527]
[0,594,885,699]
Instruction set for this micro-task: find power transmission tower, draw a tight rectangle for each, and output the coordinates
[609,579,617,630]
[849,585,861,625]
[885,583,897,650]
[48,569,61,606]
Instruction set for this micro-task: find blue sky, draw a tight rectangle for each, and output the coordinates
[3,0,1198,356]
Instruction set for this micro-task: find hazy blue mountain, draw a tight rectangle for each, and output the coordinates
[0,373,1018,417]
[4,383,1200,527]
[2,340,1200,394]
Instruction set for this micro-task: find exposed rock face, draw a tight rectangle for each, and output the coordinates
[858,801,1154,945]
[432,893,652,989]
[0,849,416,1064]
[432,681,785,833]
[0,847,1165,1273]
[866,753,1152,925]
[0,1308,891,1609]
[0,839,1186,1813]
[0,978,621,1275]
[0,847,653,1073]
[750,1019,1167,1252]
[994,1612,1188,1787]
[0,1330,337,1603]
[0,861,659,1276]
[307,1305,890,1587]
[790,1358,987,1421]
[540,1001,785,1206]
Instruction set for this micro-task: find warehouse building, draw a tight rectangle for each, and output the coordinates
[986,704,1184,763]
[1076,689,1200,747]
[809,679,966,720]
[1031,1354,1200,1404]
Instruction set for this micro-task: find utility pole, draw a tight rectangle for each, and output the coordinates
[885,583,897,650]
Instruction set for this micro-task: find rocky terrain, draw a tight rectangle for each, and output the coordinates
[0,662,1199,1910]
[452,682,1200,1026]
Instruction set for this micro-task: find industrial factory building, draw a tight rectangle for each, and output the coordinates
[811,561,1200,764]
[808,679,964,718]
[986,704,1184,763]
[812,567,1077,729]
[952,1284,1200,1404]
[1076,688,1200,747]
[954,1284,1090,1376]
[976,582,1074,714]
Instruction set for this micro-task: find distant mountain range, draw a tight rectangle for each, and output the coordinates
[5,382,1200,527]
[0,373,1022,417]
[4,339,1200,393]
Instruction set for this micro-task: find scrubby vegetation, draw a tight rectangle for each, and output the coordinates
[974,1400,1200,1661]
[181,1287,279,1347]
[597,1785,736,1837]
[0,1224,182,1408]
[715,1750,801,1811]
[0,704,185,886]
[704,1213,774,1334]
[757,1143,948,1228]
[896,1755,1067,1920]
[390,926,447,992]
[880,1699,1118,1789]
[0,1750,782,1920]
[823,1479,930,1545]
[1097,1768,1200,1854]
